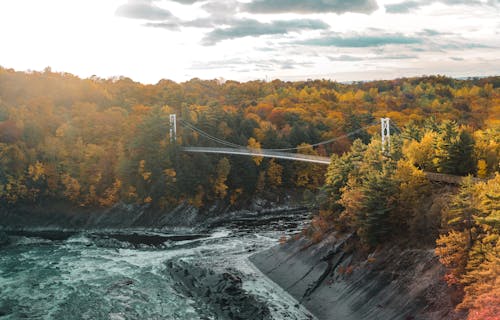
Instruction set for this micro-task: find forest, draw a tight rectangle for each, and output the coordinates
[0,67,499,318]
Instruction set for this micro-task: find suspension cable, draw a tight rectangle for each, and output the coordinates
[260,122,379,151]
[179,119,243,148]
[179,119,380,152]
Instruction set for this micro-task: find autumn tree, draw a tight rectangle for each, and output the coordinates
[266,159,283,189]
[213,157,231,199]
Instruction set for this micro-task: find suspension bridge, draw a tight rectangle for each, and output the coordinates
[170,114,388,165]
[168,114,478,185]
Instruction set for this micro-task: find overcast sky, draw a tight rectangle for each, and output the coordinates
[0,0,498,83]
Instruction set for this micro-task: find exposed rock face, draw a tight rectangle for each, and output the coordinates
[166,260,271,320]
[0,202,145,230]
[0,194,308,231]
[250,234,464,320]
[0,231,9,246]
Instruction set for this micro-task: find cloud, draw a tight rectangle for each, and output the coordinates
[202,19,330,45]
[381,54,418,59]
[143,21,180,30]
[201,0,239,17]
[244,0,378,14]
[327,55,364,61]
[441,43,493,49]
[297,34,422,47]
[328,54,418,61]
[115,0,174,20]
[385,0,421,13]
[417,29,445,36]
[385,0,495,13]
[190,57,313,71]
[168,0,205,4]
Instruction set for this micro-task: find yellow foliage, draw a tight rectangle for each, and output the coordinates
[164,168,176,178]
[230,188,243,205]
[1,176,28,203]
[354,90,365,101]
[142,172,152,181]
[99,179,122,207]
[138,160,152,181]
[126,186,138,201]
[477,159,488,178]
[161,104,174,114]
[131,104,152,115]
[55,123,70,137]
[214,158,231,199]
[403,131,437,171]
[435,230,469,281]
[247,137,263,166]
[267,159,283,188]
[190,185,205,208]
[61,174,81,203]
[28,161,45,182]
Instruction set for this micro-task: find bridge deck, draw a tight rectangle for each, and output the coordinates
[182,147,331,164]
[182,147,483,185]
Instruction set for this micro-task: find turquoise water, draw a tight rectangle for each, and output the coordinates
[0,214,314,319]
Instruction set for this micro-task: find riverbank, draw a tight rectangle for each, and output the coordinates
[0,190,312,232]
[250,233,465,320]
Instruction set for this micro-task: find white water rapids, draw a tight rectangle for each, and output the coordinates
[0,211,316,320]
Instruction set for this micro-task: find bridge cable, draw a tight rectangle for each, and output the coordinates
[179,119,379,152]
[259,122,379,152]
[179,119,243,148]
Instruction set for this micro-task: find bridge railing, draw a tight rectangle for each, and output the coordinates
[182,147,331,164]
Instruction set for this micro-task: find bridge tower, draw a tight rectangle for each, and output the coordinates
[169,114,177,143]
[381,117,390,152]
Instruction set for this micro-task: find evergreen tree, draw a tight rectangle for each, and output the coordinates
[447,176,480,248]
[434,121,475,175]
[356,168,397,246]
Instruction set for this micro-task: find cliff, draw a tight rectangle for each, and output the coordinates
[250,233,465,320]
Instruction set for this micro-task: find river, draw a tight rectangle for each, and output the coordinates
[0,210,315,320]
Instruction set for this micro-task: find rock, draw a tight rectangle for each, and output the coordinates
[250,234,462,320]
[0,232,9,246]
[166,260,271,320]
[108,278,134,292]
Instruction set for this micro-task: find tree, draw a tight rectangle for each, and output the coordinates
[61,174,81,203]
[247,137,263,166]
[403,131,437,171]
[393,160,433,238]
[266,159,283,189]
[446,176,480,248]
[214,157,231,199]
[477,160,488,178]
[434,121,475,175]
[356,168,397,246]
[435,230,469,284]
[292,143,324,189]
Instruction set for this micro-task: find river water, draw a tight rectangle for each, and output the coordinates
[0,211,315,320]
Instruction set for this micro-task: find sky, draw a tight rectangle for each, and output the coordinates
[0,0,499,83]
